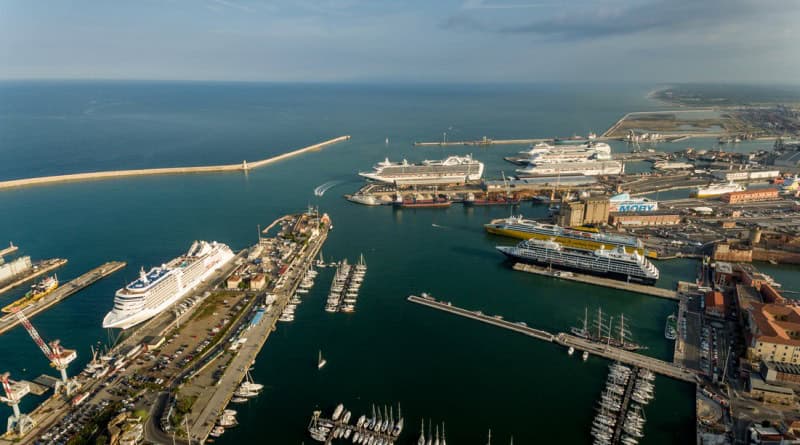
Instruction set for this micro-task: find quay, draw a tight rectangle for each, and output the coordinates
[0,258,68,296]
[0,261,126,336]
[187,217,331,442]
[0,136,350,191]
[511,263,679,300]
[408,295,696,382]
[407,295,554,342]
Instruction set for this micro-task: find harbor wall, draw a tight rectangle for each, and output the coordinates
[0,135,351,191]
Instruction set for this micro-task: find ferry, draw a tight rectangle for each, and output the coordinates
[608,193,659,213]
[691,182,745,198]
[484,216,654,257]
[520,142,612,164]
[359,155,484,185]
[102,241,234,329]
[2,274,59,313]
[516,160,624,176]
[497,238,660,284]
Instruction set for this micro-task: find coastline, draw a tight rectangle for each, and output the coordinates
[0,135,351,191]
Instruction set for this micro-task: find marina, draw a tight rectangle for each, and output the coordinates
[307,403,405,444]
[325,254,367,313]
[0,261,126,336]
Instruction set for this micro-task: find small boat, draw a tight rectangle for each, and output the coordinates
[568,346,575,356]
[230,397,248,403]
[582,351,589,361]
[318,350,327,370]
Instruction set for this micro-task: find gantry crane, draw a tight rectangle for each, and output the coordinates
[13,309,79,396]
[1,372,35,436]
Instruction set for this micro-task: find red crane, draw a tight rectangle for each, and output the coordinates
[13,309,77,395]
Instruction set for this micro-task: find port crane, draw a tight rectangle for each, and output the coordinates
[13,309,79,396]
[1,372,35,435]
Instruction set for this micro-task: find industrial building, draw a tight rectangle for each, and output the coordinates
[609,212,681,227]
[721,188,779,204]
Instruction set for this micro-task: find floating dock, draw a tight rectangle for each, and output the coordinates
[407,295,696,382]
[0,261,126,336]
[0,136,350,191]
[0,258,68,296]
[511,263,679,300]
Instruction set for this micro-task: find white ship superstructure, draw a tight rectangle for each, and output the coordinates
[692,182,745,198]
[103,241,234,329]
[359,155,484,185]
[517,160,624,176]
[520,142,612,164]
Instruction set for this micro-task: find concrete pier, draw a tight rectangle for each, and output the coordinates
[0,136,350,191]
[407,295,696,382]
[0,261,126,336]
[0,258,68,296]
[0,243,18,258]
[512,263,679,300]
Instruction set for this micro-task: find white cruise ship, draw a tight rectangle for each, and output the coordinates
[516,160,624,176]
[103,241,234,329]
[359,155,484,185]
[520,142,611,157]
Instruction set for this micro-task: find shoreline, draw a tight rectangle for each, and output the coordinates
[0,135,351,191]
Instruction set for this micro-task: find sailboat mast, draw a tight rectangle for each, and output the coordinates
[619,314,625,347]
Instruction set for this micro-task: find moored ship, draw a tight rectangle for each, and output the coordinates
[394,193,452,208]
[359,155,484,185]
[484,215,653,257]
[496,238,659,284]
[516,160,623,176]
[691,182,745,198]
[2,274,59,313]
[102,240,234,329]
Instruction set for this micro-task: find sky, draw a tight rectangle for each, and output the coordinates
[1,0,799,83]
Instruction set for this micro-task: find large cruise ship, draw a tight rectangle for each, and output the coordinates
[520,142,612,163]
[516,160,623,176]
[102,241,234,329]
[497,239,660,284]
[359,155,484,185]
[484,216,652,256]
[692,182,746,198]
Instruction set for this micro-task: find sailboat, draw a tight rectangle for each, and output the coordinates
[317,350,327,369]
[418,419,425,445]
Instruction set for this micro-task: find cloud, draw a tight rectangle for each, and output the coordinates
[208,0,254,13]
[445,0,800,42]
[462,0,545,9]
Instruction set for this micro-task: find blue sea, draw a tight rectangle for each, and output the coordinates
[1,81,793,444]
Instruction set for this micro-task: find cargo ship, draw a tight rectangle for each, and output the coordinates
[484,216,653,257]
[691,182,745,198]
[359,155,484,185]
[102,241,234,329]
[464,193,520,206]
[2,274,59,313]
[497,239,659,285]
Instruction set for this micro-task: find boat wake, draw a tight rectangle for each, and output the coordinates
[431,223,448,229]
[314,180,344,197]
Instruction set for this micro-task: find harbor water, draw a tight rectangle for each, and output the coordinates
[2,81,792,443]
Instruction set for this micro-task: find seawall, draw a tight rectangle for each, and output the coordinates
[0,135,351,191]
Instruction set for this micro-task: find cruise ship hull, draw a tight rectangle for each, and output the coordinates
[484,224,648,256]
[497,246,657,285]
[359,172,482,185]
[103,243,234,330]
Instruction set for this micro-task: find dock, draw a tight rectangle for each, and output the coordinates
[188,222,331,442]
[512,263,679,300]
[0,243,18,258]
[0,261,126,336]
[0,136,350,191]
[0,258,68,295]
[407,295,554,342]
[407,295,696,382]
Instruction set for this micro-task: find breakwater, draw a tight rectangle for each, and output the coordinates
[0,135,351,191]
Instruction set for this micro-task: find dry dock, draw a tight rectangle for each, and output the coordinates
[0,258,68,295]
[0,136,350,191]
[0,261,126,335]
[407,295,696,382]
[512,263,679,300]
